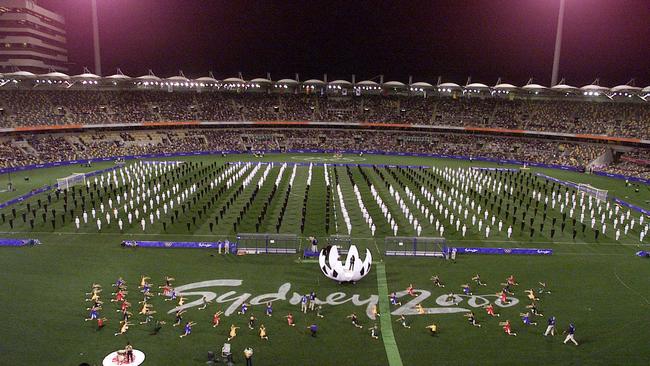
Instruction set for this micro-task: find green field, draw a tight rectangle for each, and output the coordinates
[0,153,649,366]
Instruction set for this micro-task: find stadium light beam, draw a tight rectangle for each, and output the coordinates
[551,0,566,87]
[91,0,102,76]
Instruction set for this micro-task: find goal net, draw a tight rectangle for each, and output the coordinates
[57,173,86,190]
[384,236,447,257]
[577,183,608,201]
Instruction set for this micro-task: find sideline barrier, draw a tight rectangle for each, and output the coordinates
[121,240,237,253]
[0,238,41,247]
[453,247,553,255]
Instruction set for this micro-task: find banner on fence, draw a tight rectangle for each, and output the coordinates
[453,247,553,255]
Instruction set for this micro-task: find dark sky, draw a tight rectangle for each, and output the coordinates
[38,0,650,87]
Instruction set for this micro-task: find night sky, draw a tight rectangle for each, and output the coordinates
[39,0,650,87]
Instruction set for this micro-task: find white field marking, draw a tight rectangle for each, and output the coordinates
[613,268,650,305]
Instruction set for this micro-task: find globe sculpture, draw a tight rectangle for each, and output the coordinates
[319,245,372,283]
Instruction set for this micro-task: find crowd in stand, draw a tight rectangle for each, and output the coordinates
[0,90,648,139]
[1,128,648,179]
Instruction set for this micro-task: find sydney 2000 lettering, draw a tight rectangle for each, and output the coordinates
[168,279,519,319]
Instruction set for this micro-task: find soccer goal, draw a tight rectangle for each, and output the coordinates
[577,183,608,201]
[235,233,299,254]
[384,236,447,258]
[56,173,86,190]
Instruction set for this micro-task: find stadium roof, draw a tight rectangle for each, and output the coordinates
[466,82,489,89]
[40,72,70,80]
[250,78,272,83]
[303,79,325,85]
[357,80,378,86]
[137,75,161,81]
[329,80,352,85]
[438,82,462,89]
[106,74,131,80]
[72,72,101,80]
[276,79,298,84]
[610,85,641,92]
[4,70,36,78]
[493,83,518,89]
[195,76,218,82]
[384,81,406,87]
[580,84,609,91]
[410,82,435,88]
[522,83,547,90]
[166,75,190,82]
[223,77,245,83]
[551,84,579,91]
[642,86,650,93]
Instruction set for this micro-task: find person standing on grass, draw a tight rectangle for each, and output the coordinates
[300,294,308,313]
[563,323,579,346]
[544,316,556,336]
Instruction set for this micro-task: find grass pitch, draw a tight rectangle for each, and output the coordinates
[0,153,649,366]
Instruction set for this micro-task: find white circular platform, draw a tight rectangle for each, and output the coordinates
[102,349,145,366]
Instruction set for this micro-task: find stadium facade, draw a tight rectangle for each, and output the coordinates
[0,0,68,73]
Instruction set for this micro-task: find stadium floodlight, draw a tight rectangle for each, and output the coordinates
[551,0,566,86]
[91,0,101,76]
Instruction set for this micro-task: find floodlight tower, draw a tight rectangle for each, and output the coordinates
[91,0,102,76]
[551,0,566,86]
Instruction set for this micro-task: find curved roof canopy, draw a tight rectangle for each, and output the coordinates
[522,83,547,90]
[137,74,161,81]
[40,72,70,80]
[410,82,435,89]
[493,83,517,90]
[223,77,245,83]
[356,80,378,86]
[303,79,325,85]
[610,85,641,92]
[384,81,406,87]
[276,78,298,84]
[551,84,578,91]
[642,86,650,93]
[195,76,218,83]
[580,84,609,91]
[72,72,101,80]
[438,82,462,89]
[166,75,189,82]
[329,79,352,86]
[106,73,131,80]
[250,78,272,83]
[466,82,489,89]
[4,70,36,78]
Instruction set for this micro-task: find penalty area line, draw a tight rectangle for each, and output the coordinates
[614,268,650,306]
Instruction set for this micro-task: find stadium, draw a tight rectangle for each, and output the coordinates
[1,1,649,365]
